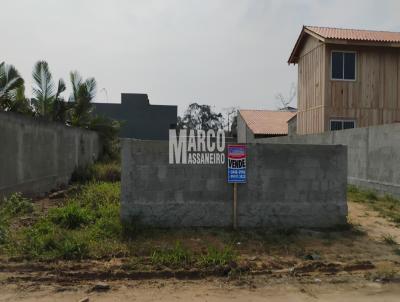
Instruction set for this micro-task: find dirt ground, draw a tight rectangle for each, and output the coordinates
[1,201,400,301]
[1,278,400,302]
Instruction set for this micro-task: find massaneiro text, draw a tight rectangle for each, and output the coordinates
[169,129,226,164]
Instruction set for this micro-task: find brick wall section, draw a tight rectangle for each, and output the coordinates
[121,139,347,228]
[259,123,400,197]
[0,112,101,198]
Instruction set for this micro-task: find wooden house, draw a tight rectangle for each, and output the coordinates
[289,26,400,135]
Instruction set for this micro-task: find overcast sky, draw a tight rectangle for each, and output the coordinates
[3,0,400,114]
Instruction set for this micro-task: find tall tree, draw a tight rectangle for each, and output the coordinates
[0,62,27,112]
[178,103,224,131]
[31,61,66,121]
[68,71,96,128]
[8,86,33,114]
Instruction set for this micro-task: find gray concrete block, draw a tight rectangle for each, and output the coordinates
[121,139,348,228]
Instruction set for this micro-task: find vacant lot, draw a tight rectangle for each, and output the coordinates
[1,163,400,300]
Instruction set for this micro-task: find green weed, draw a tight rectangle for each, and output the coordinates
[348,187,400,226]
[71,161,120,183]
[7,182,121,260]
[151,241,192,267]
[1,193,33,217]
[49,202,93,229]
[200,245,236,267]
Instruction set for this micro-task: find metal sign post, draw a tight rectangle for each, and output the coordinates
[227,145,247,230]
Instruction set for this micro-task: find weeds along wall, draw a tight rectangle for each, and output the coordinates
[259,123,400,197]
[0,112,101,198]
[121,139,347,228]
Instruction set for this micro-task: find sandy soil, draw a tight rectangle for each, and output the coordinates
[348,202,400,242]
[1,279,400,302]
[1,201,400,301]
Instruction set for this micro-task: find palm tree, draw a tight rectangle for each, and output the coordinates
[68,71,96,127]
[31,61,67,121]
[8,85,33,114]
[0,62,27,112]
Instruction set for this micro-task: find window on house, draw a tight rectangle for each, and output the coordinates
[330,119,356,131]
[331,51,356,80]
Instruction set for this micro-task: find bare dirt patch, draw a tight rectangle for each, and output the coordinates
[349,201,400,243]
[2,190,400,300]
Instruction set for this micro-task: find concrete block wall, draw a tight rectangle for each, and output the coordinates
[121,139,347,228]
[0,112,101,198]
[260,123,400,197]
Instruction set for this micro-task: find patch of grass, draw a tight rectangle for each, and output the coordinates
[1,193,33,217]
[151,241,192,268]
[348,187,400,226]
[347,185,360,194]
[200,245,236,267]
[365,190,378,201]
[19,221,89,260]
[71,161,120,183]
[7,182,121,260]
[382,234,398,245]
[49,202,93,229]
[0,193,34,246]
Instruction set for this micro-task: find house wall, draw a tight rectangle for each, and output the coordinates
[259,123,400,197]
[121,139,347,228]
[93,93,177,140]
[297,36,400,135]
[297,35,325,135]
[0,112,101,198]
[324,44,400,130]
[236,112,255,143]
[287,115,297,136]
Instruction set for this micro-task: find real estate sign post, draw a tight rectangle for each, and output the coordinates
[227,145,247,229]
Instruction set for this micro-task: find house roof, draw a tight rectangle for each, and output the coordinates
[289,26,400,64]
[239,110,296,136]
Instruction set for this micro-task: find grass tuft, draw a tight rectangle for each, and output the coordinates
[151,241,192,267]
[348,187,400,226]
[49,202,93,229]
[7,181,121,260]
[200,245,236,267]
[71,162,120,183]
[1,193,33,217]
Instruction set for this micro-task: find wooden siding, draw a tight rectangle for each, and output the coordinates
[325,44,400,130]
[297,36,400,134]
[297,36,325,134]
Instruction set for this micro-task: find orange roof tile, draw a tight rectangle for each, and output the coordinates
[306,26,400,43]
[239,110,296,135]
[289,26,400,64]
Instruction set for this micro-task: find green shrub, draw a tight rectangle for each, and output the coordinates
[0,224,7,245]
[364,190,378,201]
[21,222,89,260]
[200,245,236,267]
[1,193,33,217]
[73,182,120,210]
[60,235,89,260]
[71,162,121,183]
[6,182,122,260]
[151,241,192,267]
[91,162,121,182]
[71,165,95,183]
[91,203,122,239]
[21,219,60,258]
[49,202,93,229]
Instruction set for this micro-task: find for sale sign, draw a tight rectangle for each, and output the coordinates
[227,145,246,183]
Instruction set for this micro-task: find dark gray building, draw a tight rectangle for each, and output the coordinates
[93,93,177,140]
